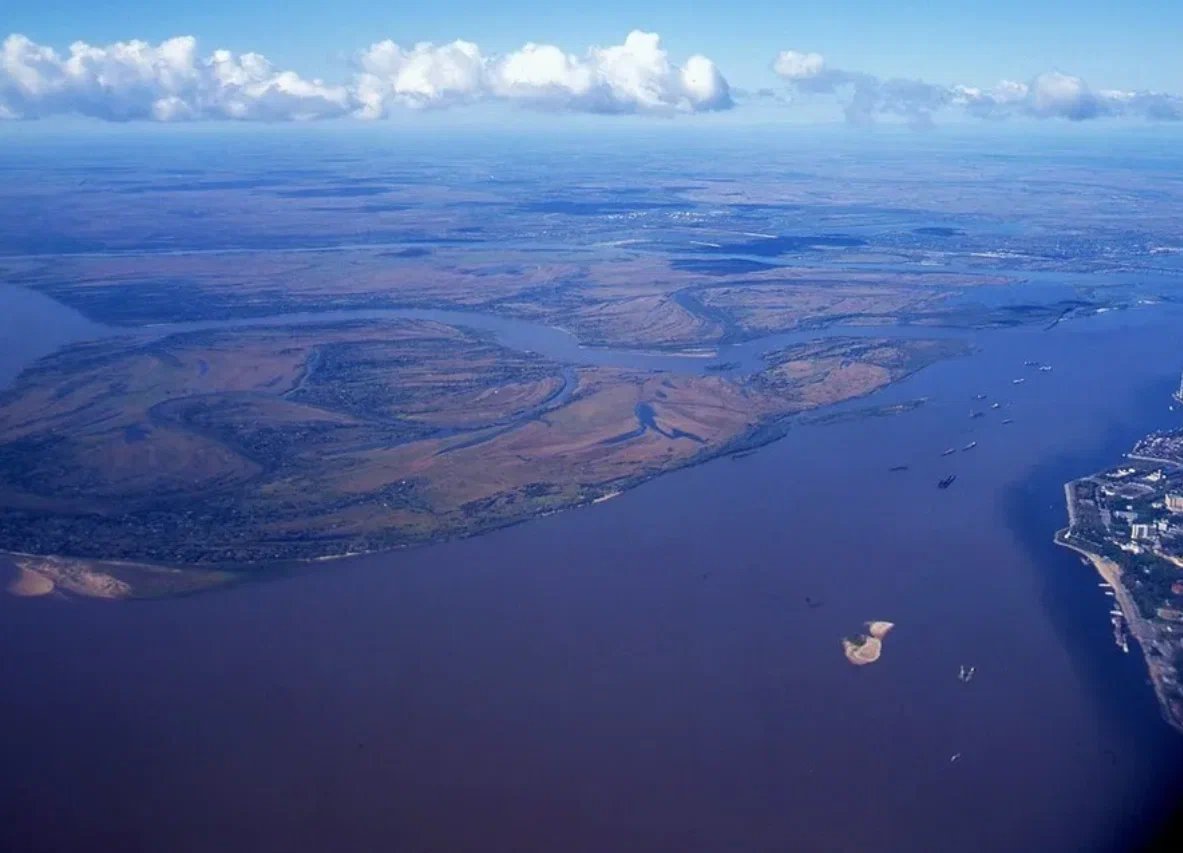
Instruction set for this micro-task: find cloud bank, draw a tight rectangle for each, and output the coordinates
[773,49,1183,125]
[355,31,731,116]
[0,31,731,121]
[0,35,352,120]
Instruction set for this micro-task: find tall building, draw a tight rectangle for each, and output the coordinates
[1167,493,1183,513]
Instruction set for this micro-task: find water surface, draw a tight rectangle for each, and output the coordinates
[2,286,1183,851]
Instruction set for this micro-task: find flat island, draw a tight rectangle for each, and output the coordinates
[1057,395,1183,733]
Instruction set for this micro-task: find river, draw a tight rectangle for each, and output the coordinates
[2,282,1183,851]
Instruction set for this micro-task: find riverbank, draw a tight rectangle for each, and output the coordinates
[1055,485,1183,734]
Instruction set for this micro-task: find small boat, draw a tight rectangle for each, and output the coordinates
[938,475,957,489]
[1013,378,1026,384]
[1001,419,1014,425]
[1104,591,1115,597]
[962,441,977,451]
[1024,360,1040,367]
[941,448,956,456]
[950,753,962,763]
[973,394,987,400]
[889,465,909,472]
[1039,365,1053,372]
[991,402,1001,409]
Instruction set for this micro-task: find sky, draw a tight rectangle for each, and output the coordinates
[2,0,1182,125]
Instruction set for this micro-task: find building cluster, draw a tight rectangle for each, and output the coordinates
[1096,464,1183,558]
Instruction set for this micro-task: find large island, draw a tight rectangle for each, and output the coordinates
[0,313,964,597]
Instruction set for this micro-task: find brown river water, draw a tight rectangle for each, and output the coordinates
[2,282,1183,852]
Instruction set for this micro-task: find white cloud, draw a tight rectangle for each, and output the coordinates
[0,31,731,121]
[355,30,731,116]
[353,39,486,115]
[774,48,1183,124]
[1027,71,1105,120]
[0,34,351,121]
[772,50,825,82]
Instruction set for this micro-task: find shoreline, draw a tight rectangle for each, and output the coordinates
[1055,481,1183,734]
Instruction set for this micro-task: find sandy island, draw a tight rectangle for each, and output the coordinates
[6,565,56,597]
[843,620,895,666]
[7,555,133,599]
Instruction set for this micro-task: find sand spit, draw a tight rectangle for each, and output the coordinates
[10,555,132,599]
[6,565,55,597]
[843,621,895,666]
[2,552,237,599]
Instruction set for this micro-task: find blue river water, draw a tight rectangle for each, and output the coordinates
[2,282,1183,851]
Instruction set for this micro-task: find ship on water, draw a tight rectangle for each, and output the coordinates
[938,474,957,489]
[1110,610,1130,653]
[962,441,977,451]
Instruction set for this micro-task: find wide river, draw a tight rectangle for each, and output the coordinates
[2,282,1183,851]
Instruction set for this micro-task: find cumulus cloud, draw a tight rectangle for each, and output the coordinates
[0,31,731,121]
[773,49,1183,125]
[354,30,731,117]
[0,34,351,120]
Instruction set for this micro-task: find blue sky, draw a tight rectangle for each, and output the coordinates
[7,0,1182,91]
[2,1,1182,125]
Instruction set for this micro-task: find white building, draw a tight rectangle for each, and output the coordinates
[1131,523,1154,541]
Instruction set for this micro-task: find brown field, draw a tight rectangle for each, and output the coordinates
[698,282,940,336]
